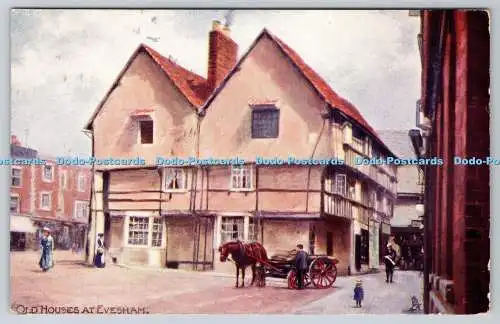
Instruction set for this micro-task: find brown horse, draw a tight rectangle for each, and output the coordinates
[218,241,268,288]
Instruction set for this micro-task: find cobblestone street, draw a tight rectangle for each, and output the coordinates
[10,252,423,315]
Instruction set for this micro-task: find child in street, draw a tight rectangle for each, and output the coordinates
[354,279,364,308]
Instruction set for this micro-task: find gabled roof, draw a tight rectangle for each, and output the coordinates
[201,28,395,157]
[377,130,416,159]
[142,45,209,107]
[84,44,208,130]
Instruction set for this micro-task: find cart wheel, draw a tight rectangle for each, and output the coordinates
[287,269,298,289]
[309,258,337,289]
[304,272,312,287]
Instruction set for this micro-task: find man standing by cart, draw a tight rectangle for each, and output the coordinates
[295,244,309,290]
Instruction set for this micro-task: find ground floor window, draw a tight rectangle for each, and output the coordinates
[127,216,164,247]
[220,217,244,243]
[128,216,149,246]
[152,218,163,247]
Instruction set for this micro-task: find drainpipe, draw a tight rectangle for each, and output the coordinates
[305,105,329,213]
[82,129,95,265]
[191,112,203,270]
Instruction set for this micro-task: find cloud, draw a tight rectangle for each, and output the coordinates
[10,9,421,156]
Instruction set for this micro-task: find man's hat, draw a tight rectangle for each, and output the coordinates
[42,227,51,232]
[356,279,362,284]
[296,244,304,249]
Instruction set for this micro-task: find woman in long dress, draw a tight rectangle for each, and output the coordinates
[39,227,54,272]
[94,233,105,268]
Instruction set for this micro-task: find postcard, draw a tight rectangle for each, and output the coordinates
[8,9,490,315]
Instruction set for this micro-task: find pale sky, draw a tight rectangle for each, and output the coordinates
[11,9,421,156]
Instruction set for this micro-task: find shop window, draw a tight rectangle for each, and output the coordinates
[127,216,149,246]
[221,217,244,243]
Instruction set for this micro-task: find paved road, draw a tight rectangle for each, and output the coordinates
[10,251,423,315]
[294,270,424,314]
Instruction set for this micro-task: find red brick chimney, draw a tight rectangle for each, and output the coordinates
[207,20,238,94]
[10,134,21,146]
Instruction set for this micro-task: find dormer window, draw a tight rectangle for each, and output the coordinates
[251,104,279,139]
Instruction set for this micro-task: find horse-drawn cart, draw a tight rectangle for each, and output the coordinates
[259,249,339,289]
[218,241,338,289]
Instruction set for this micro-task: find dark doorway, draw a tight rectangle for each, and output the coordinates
[326,231,333,256]
[104,212,111,247]
[10,232,26,251]
[360,229,369,265]
[355,234,361,271]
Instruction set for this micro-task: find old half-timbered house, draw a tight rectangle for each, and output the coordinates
[198,28,398,274]
[84,21,397,274]
[83,40,214,269]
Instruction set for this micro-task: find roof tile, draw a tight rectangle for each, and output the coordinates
[267,31,390,153]
[142,44,209,108]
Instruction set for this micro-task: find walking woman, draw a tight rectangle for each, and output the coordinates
[39,227,54,272]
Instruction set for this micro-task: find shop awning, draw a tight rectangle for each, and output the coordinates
[10,215,36,233]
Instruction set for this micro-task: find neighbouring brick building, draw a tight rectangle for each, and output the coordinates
[84,21,398,274]
[378,130,424,270]
[9,135,91,251]
[411,9,490,314]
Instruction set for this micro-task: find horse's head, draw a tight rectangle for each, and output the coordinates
[218,243,231,262]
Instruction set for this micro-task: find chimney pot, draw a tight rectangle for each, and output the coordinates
[207,21,238,94]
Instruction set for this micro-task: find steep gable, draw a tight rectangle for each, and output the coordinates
[202,28,395,157]
[84,44,209,130]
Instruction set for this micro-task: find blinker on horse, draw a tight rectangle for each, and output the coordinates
[218,240,268,288]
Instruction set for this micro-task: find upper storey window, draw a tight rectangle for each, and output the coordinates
[139,119,154,144]
[251,104,279,139]
[352,127,366,154]
[131,109,155,145]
